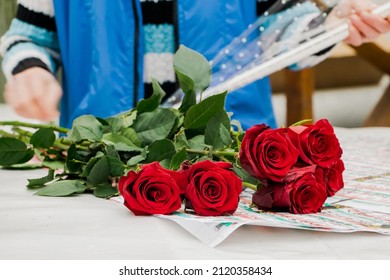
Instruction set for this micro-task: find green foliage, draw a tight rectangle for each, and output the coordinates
[133,108,178,145]
[136,79,166,113]
[0,45,252,199]
[30,128,55,148]
[170,148,187,170]
[67,115,103,142]
[93,183,119,198]
[184,92,227,130]
[146,139,176,163]
[27,169,55,189]
[173,45,211,113]
[173,45,211,93]
[0,138,33,166]
[205,110,232,149]
[36,180,86,197]
[102,133,143,152]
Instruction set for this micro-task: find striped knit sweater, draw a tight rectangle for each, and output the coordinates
[0,0,180,98]
[1,0,333,99]
[0,0,59,79]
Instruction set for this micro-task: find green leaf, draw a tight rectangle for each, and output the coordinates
[211,109,231,129]
[42,160,64,170]
[122,111,137,127]
[93,183,119,198]
[137,78,166,113]
[133,108,178,146]
[120,127,142,147]
[184,92,227,130]
[1,163,41,170]
[205,111,232,149]
[174,132,190,150]
[188,135,208,150]
[104,117,125,134]
[205,123,231,149]
[87,155,125,185]
[170,148,187,170]
[27,169,55,189]
[146,139,176,163]
[175,73,197,113]
[104,144,119,158]
[66,144,85,173]
[36,180,86,196]
[168,113,184,139]
[176,71,195,95]
[81,156,102,177]
[127,148,147,166]
[106,156,125,177]
[18,149,35,164]
[173,45,211,92]
[160,159,171,169]
[233,164,260,185]
[0,137,32,166]
[67,115,103,142]
[87,156,110,185]
[179,89,197,113]
[102,133,143,152]
[30,128,56,149]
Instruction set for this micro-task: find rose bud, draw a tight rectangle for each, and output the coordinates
[118,162,183,215]
[185,160,242,216]
[288,119,342,168]
[253,166,327,214]
[239,124,299,182]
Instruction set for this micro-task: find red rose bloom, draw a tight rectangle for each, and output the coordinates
[118,162,183,215]
[185,160,242,216]
[288,119,342,168]
[239,124,300,182]
[252,166,327,214]
[316,159,345,197]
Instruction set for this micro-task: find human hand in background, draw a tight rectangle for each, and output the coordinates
[4,67,62,121]
[329,0,390,46]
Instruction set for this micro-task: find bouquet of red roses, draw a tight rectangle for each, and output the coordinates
[240,120,344,214]
[0,46,344,217]
[117,119,344,216]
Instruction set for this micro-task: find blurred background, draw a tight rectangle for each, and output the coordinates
[271,38,390,127]
[0,0,17,104]
[0,1,389,127]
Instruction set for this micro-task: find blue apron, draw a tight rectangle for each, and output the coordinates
[53,0,276,129]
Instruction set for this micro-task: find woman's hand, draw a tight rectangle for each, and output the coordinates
[4,67,62,121]
[329,0,390,46]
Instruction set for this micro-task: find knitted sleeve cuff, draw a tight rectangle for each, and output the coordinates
[2,41,57,80]
[11,57,51,75]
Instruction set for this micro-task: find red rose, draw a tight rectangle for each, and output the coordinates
[185,160,242,216]
[288,119,342,168]
[316,159,345,197]
[252,166,327,214]
[239,124,299,182]
[118,162,183,215]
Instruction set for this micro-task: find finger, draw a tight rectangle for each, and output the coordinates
[35,80,62,120]
[4,81,14,105]
[345,21,364,46]
[4,79,33,108]
[45,81,62,119]
[350,14,380,41]
[28,76,60,121]
[360,12,390,34]
[11,83,46,120]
